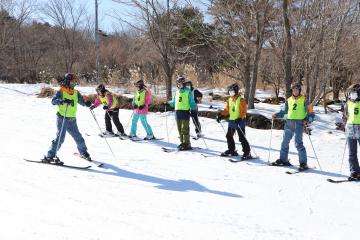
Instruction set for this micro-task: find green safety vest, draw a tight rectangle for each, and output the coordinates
[175,90,190,111]
[229,96,242,120]
[100,92,118,109]
[287,95,307,120]
[347,101,360,124]
[135,91,146,106]
[57,90,78,118]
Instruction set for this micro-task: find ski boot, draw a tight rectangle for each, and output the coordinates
[80,152,92,162]
[348,172,360,181]
[177,143,184,149]
[179,144,192,151]
[271,159,292,166]
[144,135,156,140]
[241,153,253,160]
[221,150,239,157]
[41,156,54,164]
[299,162,309,170]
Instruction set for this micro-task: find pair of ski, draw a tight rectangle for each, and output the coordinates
[24,153,105,170]
[119,136,164,142]
[326,178,360,184]
[162,146,201,153]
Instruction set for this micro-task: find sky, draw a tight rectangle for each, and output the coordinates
[36,0,210,33]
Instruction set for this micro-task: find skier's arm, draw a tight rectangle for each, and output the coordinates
[189,91,197,110]
[305,99,315,122]
[274,102,288,119]
[77,92,86,106]
[106,93,113,108]
[51,91,63,105]
[239,98,247,119]
[168,94,176,108]
[221,99,230,117]
[145,90,151,107]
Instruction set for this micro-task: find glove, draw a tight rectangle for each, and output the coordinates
[138,105,145,110]
[133,104,138,109]
[61,99,74,106]
[216,114,222,123]
[85,100,92,107]
[103,105,109,110]
[308,115,315,124]
[191,110,197,116]
[89,105,95,110]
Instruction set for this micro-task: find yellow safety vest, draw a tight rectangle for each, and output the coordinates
[347,101,360,124]
[229,96,242,120]
[135,91,146,106]
[287,95,307,120]
[175,90,190,111]
[57,90,78,118]
[100,92,118,109]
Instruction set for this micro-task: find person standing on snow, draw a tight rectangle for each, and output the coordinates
[129,80,155,140]
[343,83,360,180]
[168,77,197,151]
[43,73,92,164]
[216,83,251,159]
[185,81,203,138]
[89,84,127,137]
[271,82,315,170]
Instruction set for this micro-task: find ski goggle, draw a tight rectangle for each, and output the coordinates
[350,91,358,100]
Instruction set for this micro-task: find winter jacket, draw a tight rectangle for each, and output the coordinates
[132,88,151,114]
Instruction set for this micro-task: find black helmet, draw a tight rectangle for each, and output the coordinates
[291,82,302,91]
[61,73,76,87]
[96,84,106,94]
[135,79,145,89]
[228,83,239,95]
[176,77,186,85]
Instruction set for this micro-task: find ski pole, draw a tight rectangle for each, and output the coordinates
[306,127,322,171]
[191,115,208,149]
[90,109,117,159]
[123,110,134,134]
[237,125,258,158]
[165,104,170,143]
[54,103,69,158]
[219,121,227,135]
[267,118,274,164]
[340,137,348,173]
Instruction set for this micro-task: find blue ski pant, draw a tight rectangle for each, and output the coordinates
[279,120,307,164]
[348,138,360,174]
[130,113,154,137]
[47,114,88,158]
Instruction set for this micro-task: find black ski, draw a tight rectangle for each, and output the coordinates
[24,159,91,170]
[228,156,259,163]
[73,153,105,167]
[162,146,201,153]
[99,133,119,138]
[285,167,315,175]
[327,178,360,183]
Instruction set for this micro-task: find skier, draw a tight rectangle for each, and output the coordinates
[271,82,315,170]
[168,77,196,150]
[129,79,155,140]
[43,73,92,164]
[185,81,203,138]
[216,83,251,159]
[89,84,126,137]
[343,83,360,180]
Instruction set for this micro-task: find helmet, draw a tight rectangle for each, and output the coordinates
[347,83,360,100]
[291,82,302,91]
[61,73,76,87]
[176,77,186,85]
[228,83,239,95]
[135,79,145,89]
[96,84,106,94]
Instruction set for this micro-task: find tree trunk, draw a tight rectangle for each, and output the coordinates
[243,54,251,102]
[282,0,292,98]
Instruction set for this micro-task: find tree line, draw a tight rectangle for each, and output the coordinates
[1,0,360,109]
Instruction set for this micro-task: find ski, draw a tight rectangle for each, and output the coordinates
[327,178,360,183]
[99,133,119,138]
[228,156,259,163]
[162,146,201,153]
[285,167,315,175]
[24,159,91,170]
[73,153,105,168]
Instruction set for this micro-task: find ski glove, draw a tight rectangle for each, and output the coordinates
[138,105,145,110]
[216,114,222,123]
[85,100,92,107]
[133,104,138,109]
[61,99,74,106]
[103,106,109,110]
[190,110,197,116]
[89,105,96,110]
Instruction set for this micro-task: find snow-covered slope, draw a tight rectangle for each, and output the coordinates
[0,84,358,240]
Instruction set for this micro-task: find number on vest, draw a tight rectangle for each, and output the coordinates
[292,103,297,111]
[179,96,183,102]
[355,107,359,115]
